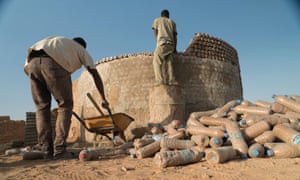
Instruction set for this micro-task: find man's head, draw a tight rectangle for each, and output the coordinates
[73,37,87,48]
[161,9,169,18]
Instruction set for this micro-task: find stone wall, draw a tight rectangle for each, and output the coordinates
[72,33,243,141]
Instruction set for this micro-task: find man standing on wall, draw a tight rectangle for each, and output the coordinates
[152,9,178,85]
[24,36,109,160]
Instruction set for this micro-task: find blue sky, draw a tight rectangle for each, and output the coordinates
[0,0,299,120]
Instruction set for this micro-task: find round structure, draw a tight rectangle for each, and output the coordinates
[72,33,243,141]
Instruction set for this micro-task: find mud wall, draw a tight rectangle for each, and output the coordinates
[0,117,25,145]
[72,33,243,140]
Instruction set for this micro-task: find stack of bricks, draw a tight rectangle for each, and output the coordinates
[0,116,25,145]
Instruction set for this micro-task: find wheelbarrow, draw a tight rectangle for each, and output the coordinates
[72,93,134,142]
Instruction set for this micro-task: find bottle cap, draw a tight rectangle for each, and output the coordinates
[240,154,248,159]
[240,119,246,125]
[266,149,274,157]
[235,99,241,105]
[213,137,221,144]
[251,150,259,157]
[224,132,229,138]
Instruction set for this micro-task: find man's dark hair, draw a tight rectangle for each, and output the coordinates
[161,9,169,18]
[73,37,87,48]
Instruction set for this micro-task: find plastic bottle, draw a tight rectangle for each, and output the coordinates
[79,148,126,161]
[255,100,272,108]
[259,115,289,126]
[271,102,290,113]
[133,137,155,149]
[5,148,21,156]
[212,99,241,118]
[225,120,248,158]
[190,109,217,119]
[226,111,238,121]
[285,111,300,119]
[233,105,272,115]
[240,100,255,106]
[167,129,185,139]
[136,140,161,159]
[186,117,204,127]
[273,95,300,113]
[160,137,195,150]
[22,151,45,160]
[273,124,300,144]
[242,120,271,141]
[288,95,300,103]
[209,137,223,148]
[205,146,239,164]
[240,113,261,127]
[199,116,227,126]
[186,125,226,138]
[247,143,265,158]
[154,149,204,168]
[253,130,276,144]
[191,135,210,147]
[265,142,300,158]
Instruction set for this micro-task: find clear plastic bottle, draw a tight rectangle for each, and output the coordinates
[154,149,204,168]
[199,116,227,126]
[273,123,300,144]
[191,134,210,147]
[209,137,224,148]
[242,120,271,141]
[205,146,239,164]
[273,95,300,113]
[271,102,290,113]
[233,105,272,115]
[186,125,226,138]
[255,100,272,108]
[265,142,300,158]
[253,130,276,144]
[186,117,204,127]
[160,137,195,150]
[225,120,248,158]
[190,109,217,119]
[22,150,45,160]
[241,113,261,126]
[259,115,289,126]
[248,143,265,158]
[212,99,241,118]
[136,140,161,159]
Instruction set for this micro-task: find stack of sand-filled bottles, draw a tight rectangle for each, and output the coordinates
[128,94,300,168]
[77,94,300,168]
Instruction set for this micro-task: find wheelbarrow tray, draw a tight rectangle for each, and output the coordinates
[84,113,134,131]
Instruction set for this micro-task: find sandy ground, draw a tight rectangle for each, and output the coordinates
[1,151,300,180]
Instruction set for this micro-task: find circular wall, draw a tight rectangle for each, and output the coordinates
[73,33,243,140]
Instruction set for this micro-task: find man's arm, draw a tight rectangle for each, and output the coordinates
[153,28,158,42]
[174,31,177,53]
[86,67,109,108]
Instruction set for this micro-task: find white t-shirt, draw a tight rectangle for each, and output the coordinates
[24,36,95,75]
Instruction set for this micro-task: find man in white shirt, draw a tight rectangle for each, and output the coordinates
[24,36,109,160]
[152,9,178,85]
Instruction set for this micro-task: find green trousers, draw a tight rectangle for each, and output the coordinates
[153,44,175,84]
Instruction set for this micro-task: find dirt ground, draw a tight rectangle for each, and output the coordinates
[1,151,300,180]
